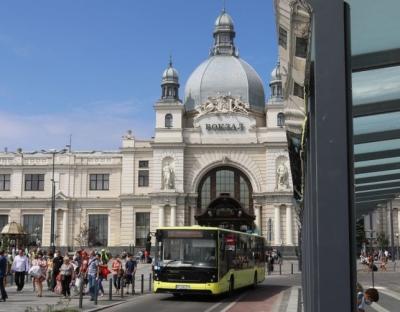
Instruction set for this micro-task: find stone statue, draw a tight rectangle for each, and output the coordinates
[194,95,250,119]
[276,163,288,190]
[162,161,175,190]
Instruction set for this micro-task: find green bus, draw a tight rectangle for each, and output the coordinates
[153,226,265,296]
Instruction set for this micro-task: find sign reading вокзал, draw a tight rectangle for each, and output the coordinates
[205,123,245,131]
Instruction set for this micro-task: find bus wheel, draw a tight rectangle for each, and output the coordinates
[253,272,258,288]
[228,276,234,296]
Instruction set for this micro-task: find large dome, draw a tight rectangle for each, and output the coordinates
[184,11,265,112]
[184,55,265,111]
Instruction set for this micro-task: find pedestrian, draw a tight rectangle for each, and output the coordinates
[60,256,75,298]
[357,288,379,312]
[0,250,8,302]
[87,251,99,301]
[124,253,137,294]
[31,252,47,297]
[52,250,63,291]
[97,253,107,297]
[111,255,122,294]
[11,249,30,292]
[46,253,54,290]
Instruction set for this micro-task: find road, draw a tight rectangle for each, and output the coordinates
[104,275,302,312]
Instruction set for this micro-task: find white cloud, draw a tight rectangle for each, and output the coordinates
[0,99,154,151]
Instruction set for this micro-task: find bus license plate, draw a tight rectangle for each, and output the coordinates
[176,285,190,290]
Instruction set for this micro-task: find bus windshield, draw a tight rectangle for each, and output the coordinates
[162,238,216,267]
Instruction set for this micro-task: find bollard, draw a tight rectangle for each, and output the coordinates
[10,273,14,286]
[121,282,124,298]
[109,278,113,301]
[132,275,135,295]
[291,263,294,275]
[394,262,397,272]
[78,278,84,309]
[141,274,144,294]
[279,263,282,275]
[94,279,98,305]
[149,273,152,292]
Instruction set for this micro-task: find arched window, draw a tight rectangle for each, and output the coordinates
[198,166,253,212]
[277,112,285,127]
[165,114,173,128]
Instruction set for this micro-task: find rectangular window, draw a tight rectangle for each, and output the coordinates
[0,215,8,231]
[0,174,10,191]
[295,37,308,58]
[135,212,150,246]
[139,160,149,168]
[25,174,44,191]
[23,214,43,246]
[88,214,108,246]
[138,170,149,187]
[279,27,287,48]
[89,174,110,190]
[293,82,305,99]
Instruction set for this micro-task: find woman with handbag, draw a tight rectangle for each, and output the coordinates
[31,252,47,297]
[59,256,75,298]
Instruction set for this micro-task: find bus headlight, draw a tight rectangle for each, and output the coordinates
[210,275,216,282]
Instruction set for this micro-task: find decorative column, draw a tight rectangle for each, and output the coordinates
[286,205,293,245]
[62,210,68,246]
[274,206,281,245]
[158,206,165,227]
[170,205,176,226]
[254,205,261,233]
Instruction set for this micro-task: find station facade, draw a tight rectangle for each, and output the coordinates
[0,11,297,252]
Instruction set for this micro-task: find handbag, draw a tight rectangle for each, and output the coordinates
[29,265,41,278]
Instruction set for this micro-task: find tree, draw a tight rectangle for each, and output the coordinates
[376,232,389,250]
[74,223,90,249]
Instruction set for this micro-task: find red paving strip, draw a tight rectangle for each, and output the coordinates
[227,286,288,312]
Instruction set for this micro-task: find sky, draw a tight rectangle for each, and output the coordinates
[0,0,277,151]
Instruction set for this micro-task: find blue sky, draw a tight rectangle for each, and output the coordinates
[0,0,277,151]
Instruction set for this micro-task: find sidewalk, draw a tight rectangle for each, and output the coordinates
[0,264,152,312]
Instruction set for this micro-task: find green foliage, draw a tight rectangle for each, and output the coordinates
[376,232,389,249]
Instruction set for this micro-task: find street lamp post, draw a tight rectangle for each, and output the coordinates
[45,148,67,254]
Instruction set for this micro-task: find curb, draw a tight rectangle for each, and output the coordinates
[85,293,152,312]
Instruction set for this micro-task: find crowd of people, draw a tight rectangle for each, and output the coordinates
[360,249,391,272]
[0,247,147,303]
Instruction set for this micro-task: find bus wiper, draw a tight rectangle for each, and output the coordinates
[163,259,181,268]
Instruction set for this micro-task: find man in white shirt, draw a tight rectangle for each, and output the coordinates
[11,249,30,291]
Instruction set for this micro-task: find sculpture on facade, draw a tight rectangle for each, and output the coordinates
[194,94,250,119]
[276,162,289,190]
[162,161,175,190]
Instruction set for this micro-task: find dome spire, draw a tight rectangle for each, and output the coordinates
[211,10,236,56]
[269,58,283,102]
[161,56,179,101]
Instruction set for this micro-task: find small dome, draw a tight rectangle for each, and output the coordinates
[162,63,179,85]
[215,11,234,28]
[270,61,281,82]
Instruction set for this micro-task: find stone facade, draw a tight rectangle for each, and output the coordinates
[0,10,299,252]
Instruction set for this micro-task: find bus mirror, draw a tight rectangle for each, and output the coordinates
[155,231,163,241]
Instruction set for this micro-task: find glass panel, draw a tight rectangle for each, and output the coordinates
[216,170,234,195]
[352,66,400,105]
[346,0,400,55]
[354,112,400,135]
[354,139,400,154]
[355,168,400,179]
[23,215,43,246]
[355,157,400,168]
